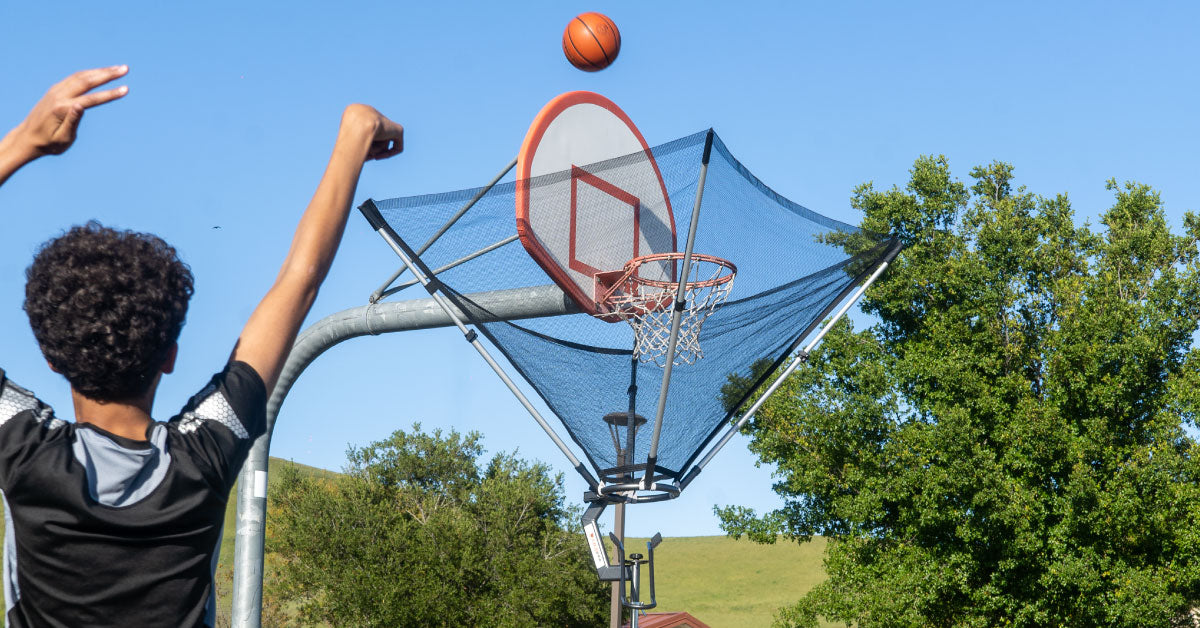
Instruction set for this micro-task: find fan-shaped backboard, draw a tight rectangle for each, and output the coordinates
[515,91,676,317]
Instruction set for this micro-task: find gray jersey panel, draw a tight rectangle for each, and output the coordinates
[71,425,172,508]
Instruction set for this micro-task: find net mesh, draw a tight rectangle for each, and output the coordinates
[369,130,893,483]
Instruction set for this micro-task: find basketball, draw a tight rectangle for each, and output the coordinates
[562,12,621,72]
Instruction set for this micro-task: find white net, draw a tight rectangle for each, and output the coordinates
[599,253,736,366]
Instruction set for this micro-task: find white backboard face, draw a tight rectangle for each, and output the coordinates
[516,92,676,318]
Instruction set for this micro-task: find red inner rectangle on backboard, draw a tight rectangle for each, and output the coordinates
[568,165,642,280]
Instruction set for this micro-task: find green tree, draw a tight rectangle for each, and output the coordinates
[718,157,1200,627]
[267,425,608,627]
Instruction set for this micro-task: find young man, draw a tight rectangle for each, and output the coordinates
[0,66,403,626]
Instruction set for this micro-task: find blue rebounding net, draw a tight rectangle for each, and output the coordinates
[366,130,895,485]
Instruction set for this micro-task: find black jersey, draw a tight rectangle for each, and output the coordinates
[0,361,266,628]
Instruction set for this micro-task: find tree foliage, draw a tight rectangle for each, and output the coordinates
[718,157,1200,627]
[267,425,608,627]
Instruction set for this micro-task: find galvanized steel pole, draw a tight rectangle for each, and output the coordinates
[229,284,579,627]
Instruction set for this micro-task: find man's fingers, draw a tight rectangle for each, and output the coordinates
[74,85,130,110]
[367,141,388,160]
[60,65,129,97]
[369,140,403,161]
[377,120,404,146]
[367,118,402,160]
[41,105,84,155]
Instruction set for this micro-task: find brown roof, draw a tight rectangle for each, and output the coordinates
[622,611,712,628]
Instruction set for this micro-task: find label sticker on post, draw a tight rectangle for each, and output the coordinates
[584,520,609,569]
[253,470,268,499]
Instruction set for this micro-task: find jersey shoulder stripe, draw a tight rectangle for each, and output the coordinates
[0,371,64,431]
[176,383,250,440]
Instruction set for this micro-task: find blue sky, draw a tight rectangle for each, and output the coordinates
[1,2,1197,537]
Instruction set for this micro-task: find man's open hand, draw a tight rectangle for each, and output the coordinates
[15,65,130,158]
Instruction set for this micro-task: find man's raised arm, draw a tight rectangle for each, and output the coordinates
[0,65,129,187]
[231,104,404,392]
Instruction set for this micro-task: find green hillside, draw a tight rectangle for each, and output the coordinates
[621,536,831,628]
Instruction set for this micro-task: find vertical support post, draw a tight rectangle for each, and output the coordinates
[230,436,268,627]
[613,354,638,628]
[644,129,715,478]
[610,502,625,628]
[624,356,639,474]
[629,562,641,628]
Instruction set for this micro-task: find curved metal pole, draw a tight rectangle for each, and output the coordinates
[230,284,579,627]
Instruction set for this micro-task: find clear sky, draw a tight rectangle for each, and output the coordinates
[1,2,1197,537]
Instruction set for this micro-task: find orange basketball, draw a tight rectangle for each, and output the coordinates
[562,12,621,72]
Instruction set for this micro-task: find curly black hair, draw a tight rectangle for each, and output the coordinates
[24,222,194,402]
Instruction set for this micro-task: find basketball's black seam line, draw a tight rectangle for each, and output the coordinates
[576,17,613,65]
[566,26,600,69]
[600,15,621,51]
[566,27,602,70]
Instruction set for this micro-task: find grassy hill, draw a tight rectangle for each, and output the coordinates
[4,458,832,628]
[621,535,830,628]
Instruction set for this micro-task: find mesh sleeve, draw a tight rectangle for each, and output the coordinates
[168,361,267,489]
[0,369,66,491]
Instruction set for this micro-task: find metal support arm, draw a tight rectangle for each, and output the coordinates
[581,502,629,582]
[645,130,715,479]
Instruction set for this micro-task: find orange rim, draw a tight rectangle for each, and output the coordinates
[623,253,736,289]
